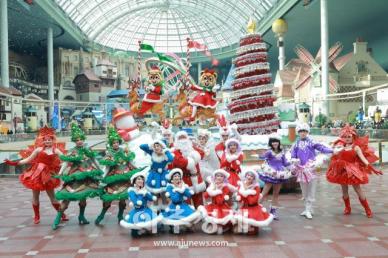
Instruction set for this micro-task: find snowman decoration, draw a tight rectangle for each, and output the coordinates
[112,107,140,142]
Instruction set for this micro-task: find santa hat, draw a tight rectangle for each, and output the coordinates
[130,170,148,185]
[296,123,310,133]
[148,65,162,75]
[175,130,189,142]
[217,115,231,136]
[225,138,241,153]
[212,169,229,178]
[240,170,259,183]
[166,168,183,181]
[161,120,172,135]
[112,107,133,124]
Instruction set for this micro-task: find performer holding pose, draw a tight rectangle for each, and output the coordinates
[52,123,102,230]
[290,123,333,219]
[161,168,201,234]
[326,124,382,218]
[198,169,235,234]
[4,126,68,224]
[196,129,219,182]
[235,170,273,235]
[140,140,174,211]
[120,170,161,237]
[95,127,143,225]
[220,138,244,187]
[258,134,292,220]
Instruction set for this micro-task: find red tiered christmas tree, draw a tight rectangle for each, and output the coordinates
[228,18,279,135]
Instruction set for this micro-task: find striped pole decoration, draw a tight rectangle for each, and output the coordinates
[137,40,142,85]
[185,38,191,88]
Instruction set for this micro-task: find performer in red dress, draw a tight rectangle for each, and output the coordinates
[188,69,220,121]
[215,115,241,161]
[198,169,235,234]
[137,66,165,115]
[169,131,205,208]
[235,170,273,235]
[220,138,244,187]
[326,124,382,218]
[4,126,68,224]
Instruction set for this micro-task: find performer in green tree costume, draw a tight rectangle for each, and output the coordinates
[52,123,102,230]
[95,127,145,225]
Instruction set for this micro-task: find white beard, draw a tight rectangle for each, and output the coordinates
[175,139,194,158]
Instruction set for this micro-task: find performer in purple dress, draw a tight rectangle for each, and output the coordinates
[258,134,292,220]
[290,123,333,219]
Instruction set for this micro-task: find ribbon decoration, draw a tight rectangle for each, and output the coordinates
[187,39,219,66]
[139,43,173,63]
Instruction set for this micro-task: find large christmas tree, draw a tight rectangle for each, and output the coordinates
[228,19,279,135]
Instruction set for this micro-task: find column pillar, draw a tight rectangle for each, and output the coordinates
[278,36,285,70]
[47,27,54,120]
[1,0,9,87]
[320,0,329,116]
[362,90,366,115]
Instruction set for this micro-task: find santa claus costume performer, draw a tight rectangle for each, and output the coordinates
[137,66,165,116]
[140,139,174,211]
[290,123,333,219]
[52,123,102,230]
[326,124,382,218]
[196,129,220,182]
[161,168,201,234]
[258,134,292,220]
[112,107,140,142]
[4,126,68,224]
[188,69,220,122]
[95,127,144,225]
[198,169,235,234]
[120,170,161,237]
[235,170,273,235]
[220,138,244,187]
[169,131,205,208]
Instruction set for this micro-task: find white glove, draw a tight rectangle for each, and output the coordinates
[333,146,344,155]
[151,121,159,127]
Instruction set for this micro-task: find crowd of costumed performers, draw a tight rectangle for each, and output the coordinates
[5,111,383,236]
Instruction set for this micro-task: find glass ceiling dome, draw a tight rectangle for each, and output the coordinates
[55,0,279,53]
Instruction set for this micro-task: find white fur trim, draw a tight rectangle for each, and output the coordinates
[186,157,197,174]
[206,184,223,197]
[128,203,133,209]
[190,176,206,193]
[157,168,163,173]
[190,150,201,163]
[152,196,157,201]
[238,184,257,197]
[236,195,241,201]
[151,180,156,186]
[165,192,170,198]
[234,213,273,227]
[189,190,195,195]
[120,215,162,230]
[224,195,230,201]
[146,185,167,194]
[151,152,166,163]
[176,205,180,210]
[171,183,191,194]
[166,168,183,181]
[212,169,229,178]
[296,123,310,133]
[161,181,166,186]
[235,160,241,165]
[165,207,170,212]
[128,187,148,195]
[183,196,188,201]
[136,200,143,206]
[130,170,148,184]
[198,206,235,225]
[225,152,242,163]
[125,215,129,220]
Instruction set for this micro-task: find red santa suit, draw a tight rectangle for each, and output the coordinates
[188,84,218,109]
[138,82,164,115]
[198,172,235,227]
[235,171,273,231]
[170,132,206,208]
[220,139,243,187]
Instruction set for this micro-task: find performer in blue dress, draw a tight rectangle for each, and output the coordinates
[120,170,161,237]
[162,168,201,233]
[140,140,174,211]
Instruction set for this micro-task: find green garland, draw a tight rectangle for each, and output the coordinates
[102,167,146,185]
[60,147,97,163]
[54,170,102,183]
[100,191,128,202]
[99,148,135,166]
[55,187,102,201]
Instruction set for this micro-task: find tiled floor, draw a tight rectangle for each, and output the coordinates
[0,167,387,258]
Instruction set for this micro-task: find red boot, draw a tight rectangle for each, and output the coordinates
[343,197,351,215]
[52,203,69,221]
[32,204,40,224]
[359,198,373,218]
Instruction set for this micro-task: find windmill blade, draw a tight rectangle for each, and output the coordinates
[329,76,338,93]
[295,74,312,90]
[328,42,343,63]
[294,45,315,65]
